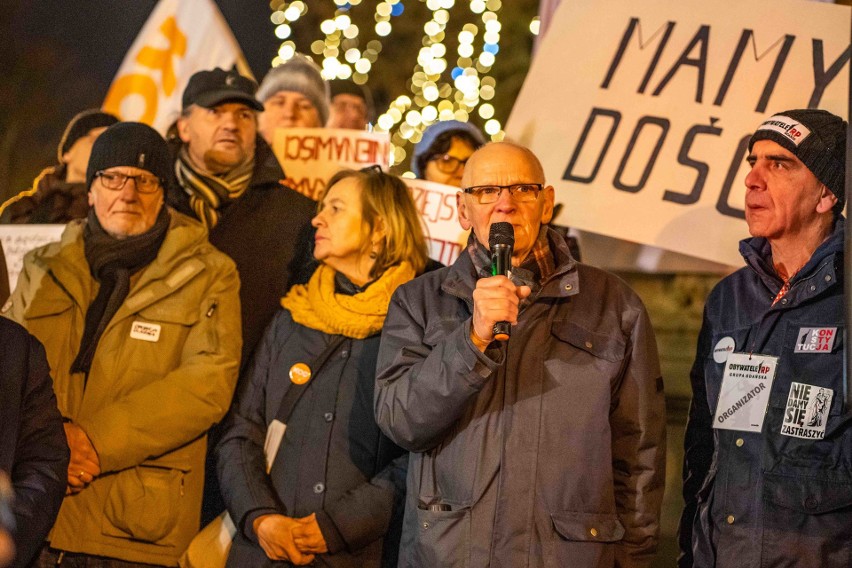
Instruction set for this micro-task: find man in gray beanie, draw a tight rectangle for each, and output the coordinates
[3,121,242,566]
[680,109,849,568]
[256,53,329,144]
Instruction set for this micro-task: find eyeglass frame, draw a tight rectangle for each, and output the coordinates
[462,183,544,204]
[428,153,470,175]
[94,170,163,194]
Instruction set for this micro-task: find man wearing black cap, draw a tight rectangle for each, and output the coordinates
[0,109,118,224]
[680,109,849,568]
[169,67,315,368]
[2,122,242,566]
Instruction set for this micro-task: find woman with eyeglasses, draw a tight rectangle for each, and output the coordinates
[217,167,430,567]
[411,120,486,187]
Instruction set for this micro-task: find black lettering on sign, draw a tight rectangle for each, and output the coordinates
[652,25,710,103]
[663,122,722,205]
[715,134,749,219]
[562,107,621,184]
[810,39,852,108]
[600,17,676,95]
[613,116,669,193]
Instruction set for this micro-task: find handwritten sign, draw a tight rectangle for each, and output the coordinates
[507,0,849,267]
[0,225,65,292]
[273,128,391,201]
[403,178,468,266]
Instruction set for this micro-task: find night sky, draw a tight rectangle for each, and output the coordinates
[2,1,283,198]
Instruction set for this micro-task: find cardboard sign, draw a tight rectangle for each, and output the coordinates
[273,128,391,201]
[507,0,849,267]
[0,225,65,292]
[402,178,469,266]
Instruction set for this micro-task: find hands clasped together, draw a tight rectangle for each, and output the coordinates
[253,513,328,565]
[63,422,100,495]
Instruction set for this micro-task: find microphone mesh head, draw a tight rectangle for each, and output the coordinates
[488,222,514,248]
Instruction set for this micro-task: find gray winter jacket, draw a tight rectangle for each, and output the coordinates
[375,229,666,568]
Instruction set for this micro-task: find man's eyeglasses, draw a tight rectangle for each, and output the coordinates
[429,154,469,175]
[95,171,162,194]
[463,183,543,204]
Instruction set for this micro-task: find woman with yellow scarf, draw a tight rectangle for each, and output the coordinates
[217,167,430,567]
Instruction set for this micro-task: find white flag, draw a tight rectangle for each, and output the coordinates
[102,0,253,134]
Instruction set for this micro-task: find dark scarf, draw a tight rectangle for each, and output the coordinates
[70,207,170,375]
[175,146,254,228]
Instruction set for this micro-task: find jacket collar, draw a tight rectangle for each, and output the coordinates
[41,210,208,319]
[441,227,579,303]
[740,216,844,303]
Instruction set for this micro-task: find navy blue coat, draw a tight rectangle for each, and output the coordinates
[217,308,406,568]
[680,217,850,567]
[0,318,68,567]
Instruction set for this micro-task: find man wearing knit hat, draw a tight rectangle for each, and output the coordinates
[680,109,849,568]
[2,121,242,566]
[0,109,118,224]
[256,53,330,144]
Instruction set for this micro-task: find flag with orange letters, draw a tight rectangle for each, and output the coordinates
[102,0,253,134]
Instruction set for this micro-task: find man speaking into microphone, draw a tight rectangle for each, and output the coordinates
[375,141,666,567]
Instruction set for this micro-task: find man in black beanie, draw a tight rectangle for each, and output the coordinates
[2,121,241,566]
[0,109,118,224]
[680,109,849,568]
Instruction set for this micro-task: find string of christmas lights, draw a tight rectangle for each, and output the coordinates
[267,1,513,173]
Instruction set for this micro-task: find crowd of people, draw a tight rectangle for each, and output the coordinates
[0,54,848,568]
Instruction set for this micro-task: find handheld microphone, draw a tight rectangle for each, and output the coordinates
[488,222,514,341]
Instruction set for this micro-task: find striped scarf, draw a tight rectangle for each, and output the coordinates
[175,146,254,228]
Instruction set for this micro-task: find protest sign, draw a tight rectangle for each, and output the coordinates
[403,178,468,266]
[273,128,391,201]
[508,0,849,267]
[0,225,65,292]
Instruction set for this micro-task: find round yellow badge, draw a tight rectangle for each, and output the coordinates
[289,363,312,385]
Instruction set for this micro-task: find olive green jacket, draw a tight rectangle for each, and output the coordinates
[3,211,241,565]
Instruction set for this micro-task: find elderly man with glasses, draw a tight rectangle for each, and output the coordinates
[375,142,666,568]
[2,122,241,567]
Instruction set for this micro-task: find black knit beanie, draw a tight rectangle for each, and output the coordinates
[748,109,846,210]
[86,122,173,190]
[58,109,119,162]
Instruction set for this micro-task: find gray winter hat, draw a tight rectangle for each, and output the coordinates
[256,54,330,125]
[749,109,846,211]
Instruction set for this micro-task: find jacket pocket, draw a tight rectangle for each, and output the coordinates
[102,464,189,546]
[551,511,625,543]
[761,472,852,567]
[551,320,625,362]
[413,506,469,568]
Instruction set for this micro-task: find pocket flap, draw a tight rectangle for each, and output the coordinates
[763,472,852,514]
[551,511,625,542]
[551,320,625,362]
[138,300,199,326]
[24,297,73,319]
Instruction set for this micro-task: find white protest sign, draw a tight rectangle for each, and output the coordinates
[507,0,849,267]
[273,128,391,201]
[403,178,468,266]
[0,225,65,292]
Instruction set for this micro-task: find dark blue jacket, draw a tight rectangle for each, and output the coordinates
[0,318,69,568]
[680,217,850,568]
[217,307,406,568]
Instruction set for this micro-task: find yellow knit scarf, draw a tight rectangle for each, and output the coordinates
[281,262,416,339]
